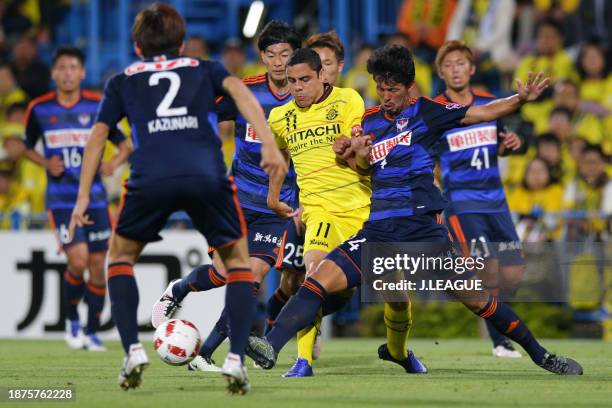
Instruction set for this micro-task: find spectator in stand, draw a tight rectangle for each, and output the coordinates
[9,34,50,99]
[535,133,563,184]
[446,0,517,72]
[183,35,208,60]
[508,157,564,241]
[396,0,457,64]
[341,44,377,107]
[0,159,29,230]
[532,0,581,47]
[0,64,27,127]
[564,144,612,241]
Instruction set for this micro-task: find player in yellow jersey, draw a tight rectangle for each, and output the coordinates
[266,48,368,376]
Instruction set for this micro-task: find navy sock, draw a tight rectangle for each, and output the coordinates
[225,268,256,358]
[265,288,288,334]
[200,281,261,358]
[477,296,547,363]
[172,264,225,302]
[107,263,139,353]
[63,270,85,321]
[84,282,106,335]
[322,293,352,316]
[485,319,508,347]
[267,277,326,353]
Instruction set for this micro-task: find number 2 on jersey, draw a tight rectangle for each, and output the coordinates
[149,71,187,117]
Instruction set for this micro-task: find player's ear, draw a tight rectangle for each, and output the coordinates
[338,60,345,74]
[407,81,416,92]
[178,41,185,56]
[134,44,143,58]
[469,63,476,76]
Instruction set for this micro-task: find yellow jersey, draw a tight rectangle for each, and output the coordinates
[269,86,370,214]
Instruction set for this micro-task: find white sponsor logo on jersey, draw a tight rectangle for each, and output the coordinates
[44,129,91,148]
[124,57,200,76]
[245,123,261,143]
[369,131,412,164]
[447,125,497,152]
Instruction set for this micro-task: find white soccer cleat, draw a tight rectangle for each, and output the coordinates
[118,343,149,390]
[492,342,522,358]
[84,334,107,352]
[151,279,182,328]
[312,330,322,361]
[221,353,250,395]
[187,355,222,372]
[64,319,84,350]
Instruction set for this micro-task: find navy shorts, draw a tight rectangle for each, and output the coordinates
[275,217,306,274]
[242,208,285,267]
[327,213,473,289]
[116,175,245,247]
[49,207,110,253]
[446,211,525,266]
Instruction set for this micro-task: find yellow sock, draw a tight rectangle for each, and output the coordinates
[384,301,412,360]
[297,310,322,365]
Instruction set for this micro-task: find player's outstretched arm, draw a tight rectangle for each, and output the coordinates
[69,122,110,239]
[461,71,550,125]
[222,76,287,180]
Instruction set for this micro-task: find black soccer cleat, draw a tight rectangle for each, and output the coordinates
[378,343,428,374]
[539,353,583,375]
[245,335,277,369]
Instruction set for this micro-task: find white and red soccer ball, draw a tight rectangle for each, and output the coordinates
[153,319,201,366]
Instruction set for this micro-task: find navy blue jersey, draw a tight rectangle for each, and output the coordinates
[217,74,298,213]
[362,97,469,221]
[433,92,507,215]
[24,91,125,210]
[96,56,230,187]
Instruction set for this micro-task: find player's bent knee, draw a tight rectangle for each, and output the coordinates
[500,264,526,288]
[250,257,271,283]
[309,259,348,294]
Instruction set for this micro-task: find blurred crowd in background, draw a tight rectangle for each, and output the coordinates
[0,0,610,245]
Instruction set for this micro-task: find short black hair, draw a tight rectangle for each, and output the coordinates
[257,20,301,52]
[287,48,322,74]
[537,17,563,38]
[131,2,185,58]
[536,133,561,148]
[549,106,572,120]
[52,46,85,66]
[582,143,609,162]
[366,45,415,86]
[6,101,27,117]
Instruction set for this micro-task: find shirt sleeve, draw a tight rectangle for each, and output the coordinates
[24,104,42,149]
[419,97,469,132]
[216,94,238,122]
[96,75,126,128]
[208,61,231,97]
[108,125,127,146]
[344,89,366,136]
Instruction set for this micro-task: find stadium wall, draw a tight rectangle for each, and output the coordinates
[0,231,225,339]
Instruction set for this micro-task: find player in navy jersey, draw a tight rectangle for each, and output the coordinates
[69,3,286,393]
[433,40,527,358]
[23,46,131,353]
[148,20,302,373]
[245,45,583,376]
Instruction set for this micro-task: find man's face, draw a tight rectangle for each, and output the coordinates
[438,50,474,92]
[579,151,605,181]
[184,38,207,59]
[52,56,85,93]
[536,25,561,56]
[287,63,324,108]
[375,78,412,117]
[312,46,344,86]
[553,83,579,111]
[222,48,246,75]
[261,42,294,83]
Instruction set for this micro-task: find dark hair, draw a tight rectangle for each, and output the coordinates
[287,48,322,73]
[536,133,561,148]
[304,31,344,62]
[576,40,610,80]
[366,45,415,86]
[549,106,572,120]
[52,46,85,66]
[257,20,301,52]
[131,3,185,58]
[582,143,609,162]
[6,101,27,117]
[522,157,553,190]
[537,18,563,38]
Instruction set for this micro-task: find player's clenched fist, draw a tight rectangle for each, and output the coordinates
[333,136,353,161]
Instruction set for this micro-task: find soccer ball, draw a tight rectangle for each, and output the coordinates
[153,319,201,366]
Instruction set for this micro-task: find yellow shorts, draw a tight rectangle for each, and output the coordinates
[302,205,370,254]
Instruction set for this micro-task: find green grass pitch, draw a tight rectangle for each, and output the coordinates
[1,338,611,407]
